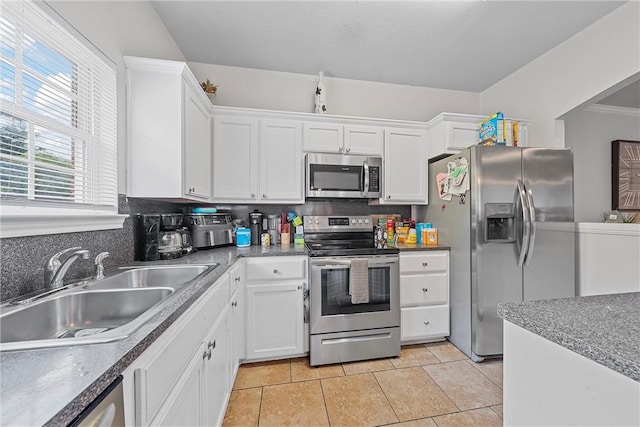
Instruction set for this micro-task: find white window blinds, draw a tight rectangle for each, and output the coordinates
[0,0,117,214]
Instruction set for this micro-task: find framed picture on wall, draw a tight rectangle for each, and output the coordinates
[612,140,640,210]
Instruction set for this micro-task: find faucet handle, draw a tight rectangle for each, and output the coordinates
[94,252,110,280]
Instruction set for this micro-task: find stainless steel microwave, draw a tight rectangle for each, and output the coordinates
[306,153,382,198]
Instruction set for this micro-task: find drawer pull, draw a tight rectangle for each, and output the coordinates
[424,320,430,326]
[235,276,241,282]
[422,288,428,292]
[208,340,216,350]
[422,262,428,267]
[273,269,279,274]
[203,349,212,360]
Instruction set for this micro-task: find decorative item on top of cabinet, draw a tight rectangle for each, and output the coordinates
[426,112,529,161]
[125,56,212,201]
[314,71,327,114]
[399,251,450,343]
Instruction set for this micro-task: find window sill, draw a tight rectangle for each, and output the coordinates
[0,214,128,238]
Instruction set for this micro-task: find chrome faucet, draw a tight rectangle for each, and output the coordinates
[44,247,91,289]
[94,251,110,280]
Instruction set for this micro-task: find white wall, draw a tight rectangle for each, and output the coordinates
[563,108,640,222]
[480,2,640,148]
[188,62,480,122]
[45,1,186,194]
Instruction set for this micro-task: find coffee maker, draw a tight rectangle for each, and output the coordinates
[249,210,263,246]
[134,213,185,261]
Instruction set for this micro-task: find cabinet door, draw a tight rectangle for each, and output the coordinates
[446,121,479,151]
[245,283,304,360]
[344,125,383,155]
[228,288,242,383]
[302,122,343,153]
[212,116,258,201]
[259,120,304,202]
[150,343,205,427]
[383,128,427,204]
[203,307,229,427]
[183,82,212,200]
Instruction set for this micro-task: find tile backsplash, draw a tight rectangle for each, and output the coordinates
[0,197,409,300]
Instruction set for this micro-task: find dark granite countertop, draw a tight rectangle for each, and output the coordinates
[0,244,308,427]
[498,292,640,382]
[394,243,450,252]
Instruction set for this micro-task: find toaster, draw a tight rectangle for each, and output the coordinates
[184,213,234,249]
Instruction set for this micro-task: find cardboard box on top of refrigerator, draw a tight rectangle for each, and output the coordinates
[478,112,504,146]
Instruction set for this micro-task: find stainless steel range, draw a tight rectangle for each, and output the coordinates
[305,215,401,366]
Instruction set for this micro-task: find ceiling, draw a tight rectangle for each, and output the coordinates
[597,81,640,109]
[151,1,626,93]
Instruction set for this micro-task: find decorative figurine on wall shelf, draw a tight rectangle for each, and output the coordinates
[314,71,327,114]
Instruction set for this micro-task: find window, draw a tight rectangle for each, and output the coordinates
[0,1,124,237]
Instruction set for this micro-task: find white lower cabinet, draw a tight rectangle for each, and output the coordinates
[123,272,232,427]
[244,257,307,361]
[400,251,450,343]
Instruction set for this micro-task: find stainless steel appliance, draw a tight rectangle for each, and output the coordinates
[134,213,185,261]
[305,215,400,366]
[68,376,124,426]
[421,146,575,361]
[185,213,233,249]
[306,153,382,198]
[249,210,263,246]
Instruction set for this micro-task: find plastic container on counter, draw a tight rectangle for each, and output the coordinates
[236,227,251,247]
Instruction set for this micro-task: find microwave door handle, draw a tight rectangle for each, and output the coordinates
[363,160,369,197]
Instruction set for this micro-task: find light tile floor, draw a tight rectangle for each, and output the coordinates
[223,341,503,427]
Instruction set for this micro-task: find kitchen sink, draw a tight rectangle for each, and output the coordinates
[0,264,217,351]
[85,265,212,291]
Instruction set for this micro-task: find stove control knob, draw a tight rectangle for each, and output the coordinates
[357,219,363,224]
[315,219,319,224]
[351,219,357,224]
[364,218,370,224]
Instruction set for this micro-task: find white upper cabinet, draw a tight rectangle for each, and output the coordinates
[125,56,212,201]
[381,127,428,204]
[426,112,529,161]
[212,116,259,201]
[259,120,304,203]
[212,110,304,204]
[303,122,383,155]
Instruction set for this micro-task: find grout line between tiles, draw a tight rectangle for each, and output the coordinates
[318,375,332,426]
[256,386,263,427]
[371,370,401,425]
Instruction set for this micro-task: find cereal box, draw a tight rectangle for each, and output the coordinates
[478,112,504,146]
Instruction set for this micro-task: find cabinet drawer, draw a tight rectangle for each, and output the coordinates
[400,273,448,306]
[400,252,448,274]
[401,306,449,342]
[245,257,306,282]
[134,275,229,426]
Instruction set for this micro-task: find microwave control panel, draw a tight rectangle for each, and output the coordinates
[369,167,380,192]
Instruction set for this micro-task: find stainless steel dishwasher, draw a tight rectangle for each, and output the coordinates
[68,376,124,427]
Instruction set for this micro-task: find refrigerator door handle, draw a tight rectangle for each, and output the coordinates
[523,180,537,266]
[515,179,530,267]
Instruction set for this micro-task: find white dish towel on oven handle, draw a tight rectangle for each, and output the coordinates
[350,258,369,304]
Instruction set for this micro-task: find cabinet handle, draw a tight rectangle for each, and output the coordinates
[297,285,302,290]
[422,288,428,292]
[231,301,237,307]
[422,262,428,267]
[346,148,350,153]
[250,193,256,198]
[273,269,279,274]
[387,195,391,199]
[203,349,212,360]
[208,340,216,350]
[235,276,241,282]
[338,147,344,152]
[262,194,267,199]
[424,320,430,326]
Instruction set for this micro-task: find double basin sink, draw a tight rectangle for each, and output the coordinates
[0,264,217,352]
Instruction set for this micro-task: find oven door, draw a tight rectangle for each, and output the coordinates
[310,255,399,334]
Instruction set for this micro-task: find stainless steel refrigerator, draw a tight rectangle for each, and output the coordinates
[418,146,575,361]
